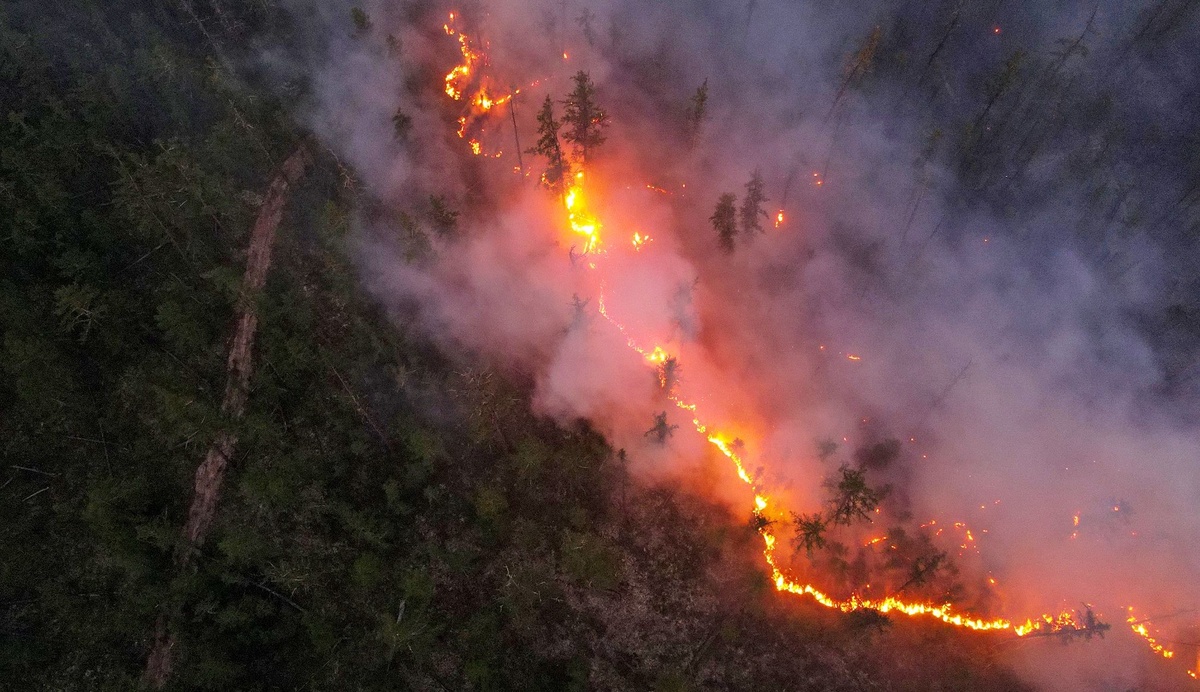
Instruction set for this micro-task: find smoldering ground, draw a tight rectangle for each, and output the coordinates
[274,0,1200,687]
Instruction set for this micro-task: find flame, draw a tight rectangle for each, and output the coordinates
[1127,609,1176,660]
[443,12,513,157]
[437,26,1197,684]
[565,172,601,253]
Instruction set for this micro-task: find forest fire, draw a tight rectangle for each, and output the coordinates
[565,172,601,253]
[435,10,1198,685]
[1128,609,1176,660]
[443,12,513,156]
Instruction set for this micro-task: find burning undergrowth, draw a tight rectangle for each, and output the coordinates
[279,0,1200,687]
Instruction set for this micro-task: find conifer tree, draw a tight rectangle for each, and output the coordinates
[527,95,570,194]
[562,70,608,165]
[684,79,709,146]
[740,169,768,236]
[711,193,738,252]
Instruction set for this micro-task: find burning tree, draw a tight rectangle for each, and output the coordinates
[739,169,768,236]
[562,70,608,165]
[711,193,738,253]
[528,95,570,194]
[657,356,679,393]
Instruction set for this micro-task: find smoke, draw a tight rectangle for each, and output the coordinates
[274,0,1200,687]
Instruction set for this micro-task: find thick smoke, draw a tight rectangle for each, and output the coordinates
[279,0,1200,688]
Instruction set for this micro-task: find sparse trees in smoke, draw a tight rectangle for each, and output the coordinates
[792,513,828,555]
[739,169,768,237]
[528,95,570,194]
[576,8,597,47]
[570,293,590,331]
[644,412,677,444]
[428,195,458,237]
[562,70,608,165]
[711,193,738,253]
[829,465,885,525]
[828,26,881,119]
[392,107,412,141]
[790,465,887,556]
[350,7,372,37]
[684,79,709,146]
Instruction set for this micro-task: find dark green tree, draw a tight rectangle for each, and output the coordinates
[350,7,372,36]
[685,79,709,145]
[528,95,570,194]
[711,193,738,252]
[644,412,678,444]
[739,169,768,236]
[429,195,459,237]
[561,71,608,165]
[792,513,829,555]
[828,465,885,525]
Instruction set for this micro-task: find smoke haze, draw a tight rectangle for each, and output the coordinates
[274,0,1200,687]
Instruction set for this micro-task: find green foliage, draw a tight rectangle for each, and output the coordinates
[739,169,768,237]
[428,194,459,237]
[710,192,738,252]
[529,95,570,193]
[792,513,829,554]
[561,70,608,164]
[828,465,885,525]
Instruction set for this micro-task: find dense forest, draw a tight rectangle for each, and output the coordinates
[3,1,1198,690]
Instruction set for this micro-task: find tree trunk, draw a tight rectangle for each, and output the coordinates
[143,144,312,688]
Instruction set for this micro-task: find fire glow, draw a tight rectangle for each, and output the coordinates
[437,12,1198,682]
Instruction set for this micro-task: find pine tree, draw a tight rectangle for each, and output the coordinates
[740,169,767,236]
[685,79,709,146]
[562,71,608,165]
[527,96,569,194]
[711,193,738,253]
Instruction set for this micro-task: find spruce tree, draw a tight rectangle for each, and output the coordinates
[527,96,569,193]
[711,193,738,253]
[740,169,767,236]
[562,71,608,165]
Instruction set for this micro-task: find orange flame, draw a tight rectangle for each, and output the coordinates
[565,172,601,253]
[1127,608,1176,660]
[441,26,1197,684]
[443,12,513,157]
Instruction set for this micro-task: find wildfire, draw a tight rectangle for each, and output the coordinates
[436,22,1198,684]
[565,171,601,253]
[443,12,513,157]
[442,13,477,101]
[1127,609,1176,660]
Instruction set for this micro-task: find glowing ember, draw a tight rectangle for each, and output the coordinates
[437,26,1196,684]
[1127,608,1176,660]
[565,171,601,253]
[443,12,514,156]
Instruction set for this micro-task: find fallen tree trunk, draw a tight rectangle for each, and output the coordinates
[143,144,312,688]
